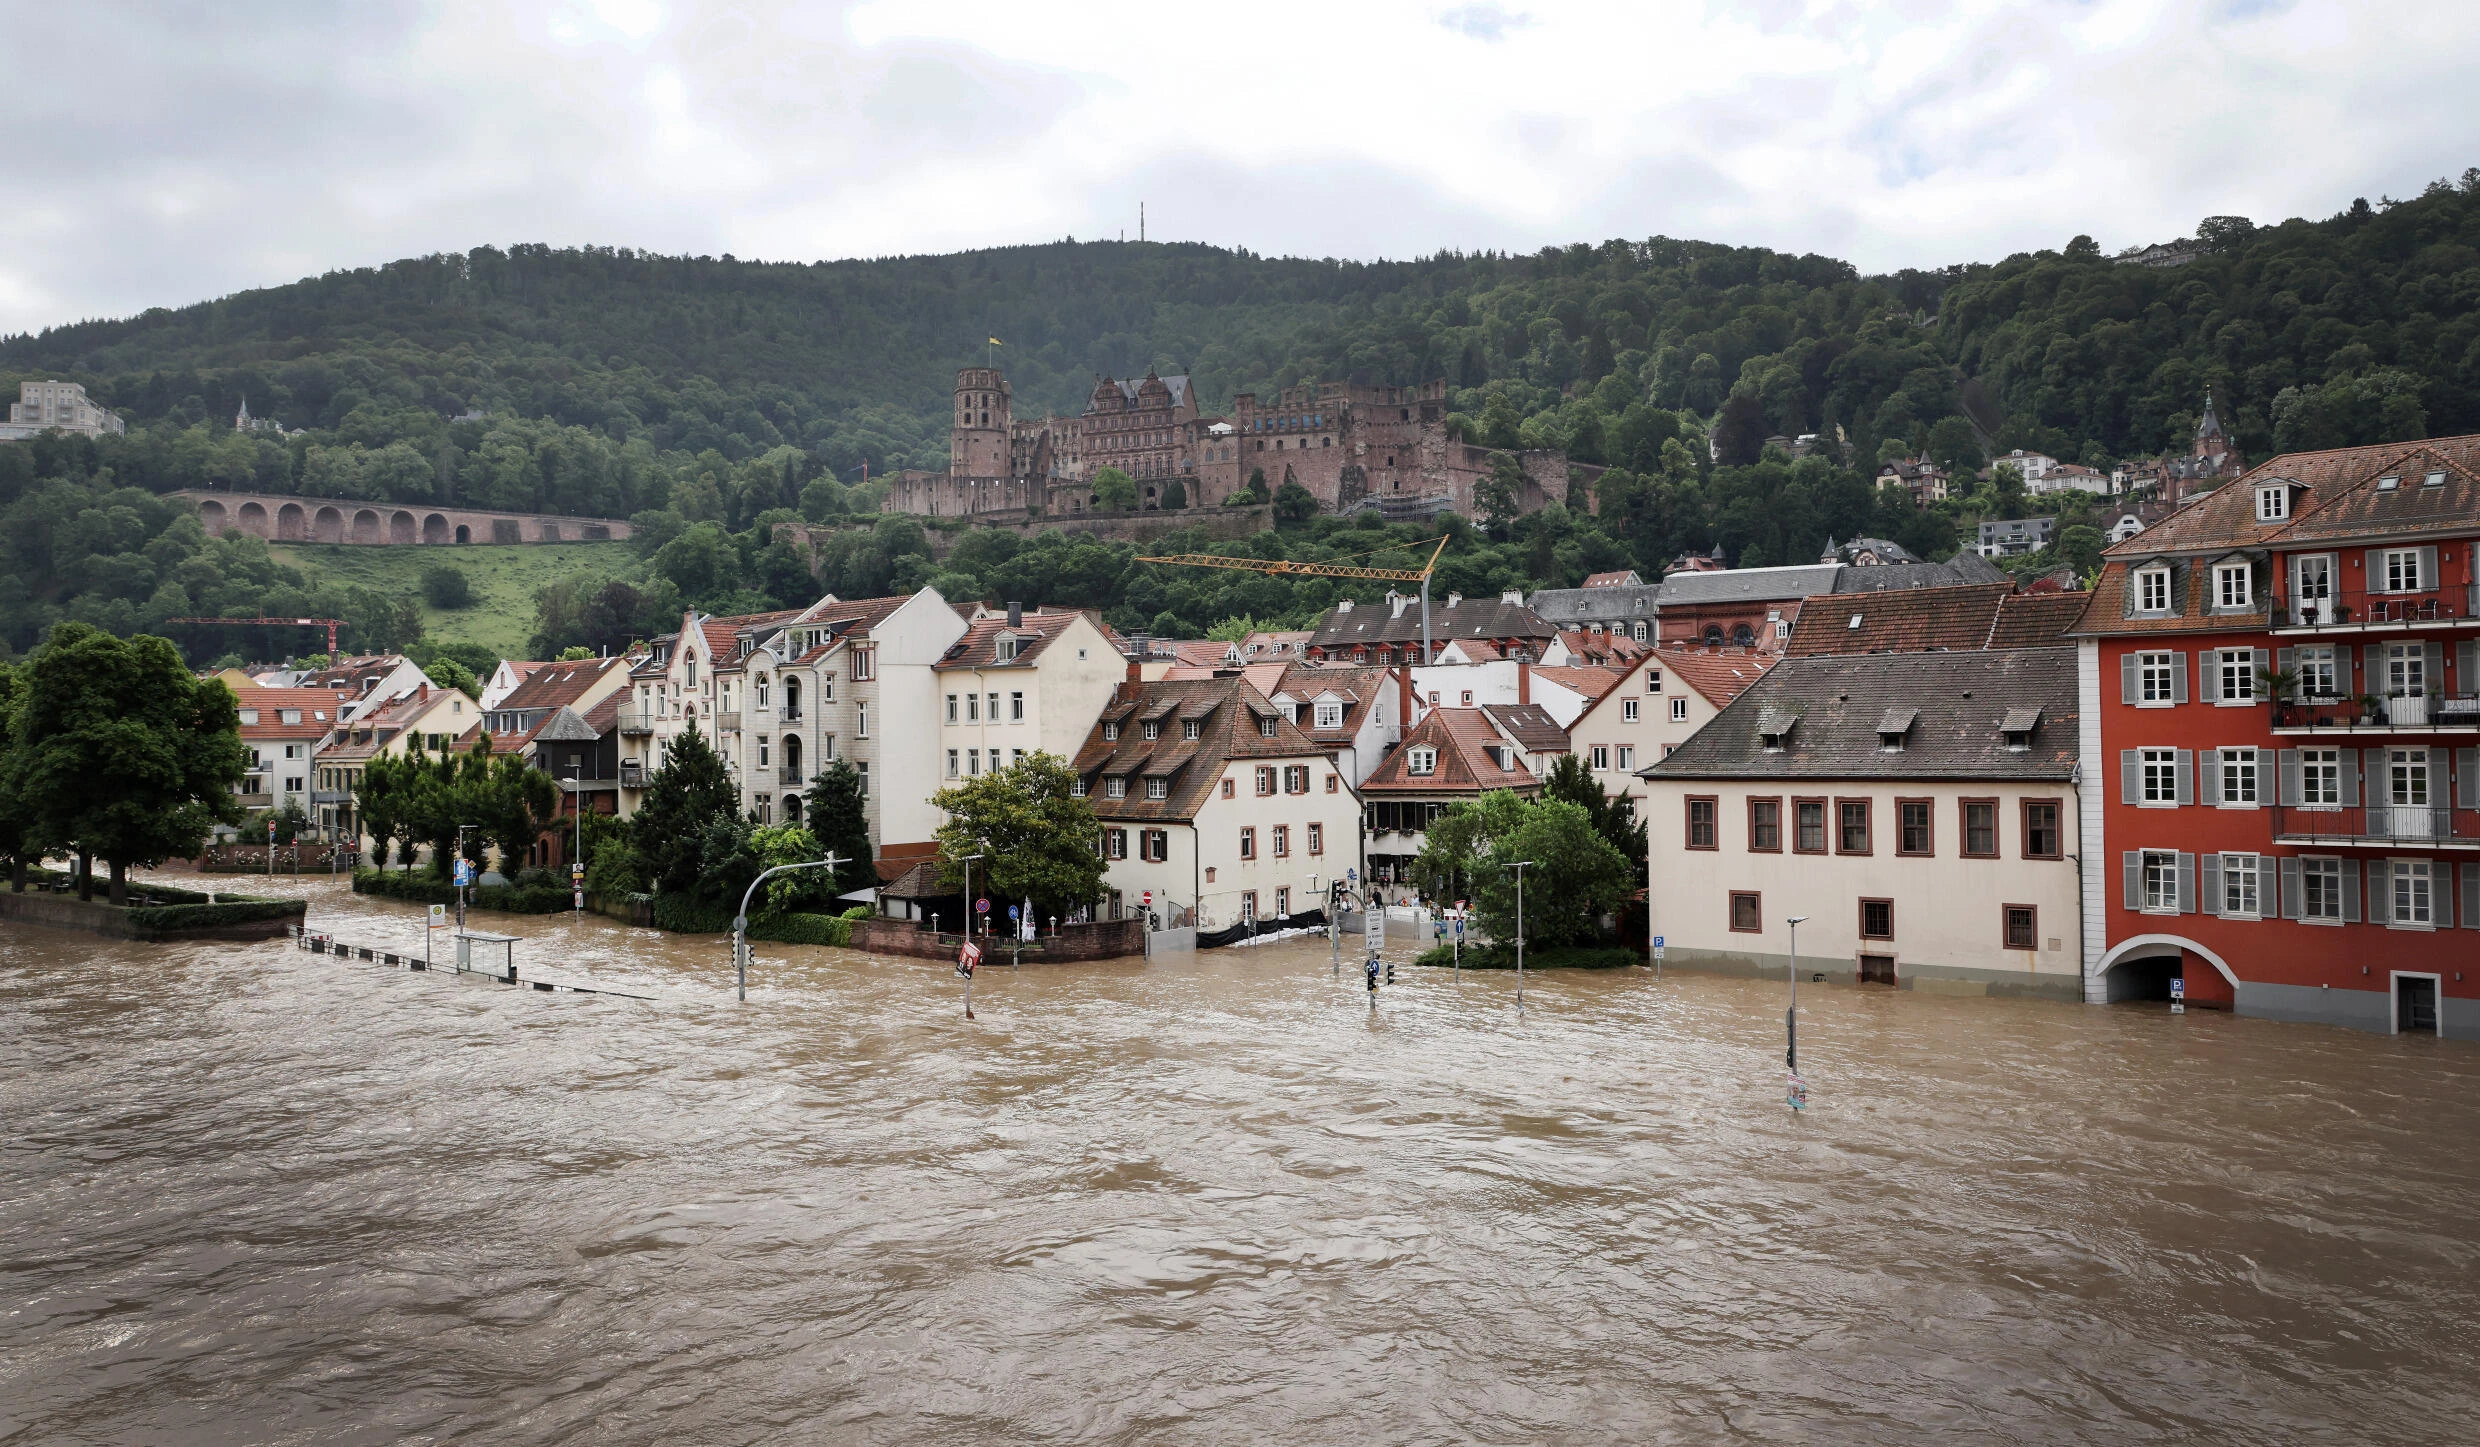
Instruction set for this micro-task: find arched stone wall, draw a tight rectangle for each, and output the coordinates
[276,503,306,540]
[351,509,381,542]
[168,491,634,547]
[313,506,344,543]
[423,513,449,544]
[389,511,416,543]
[199,499,228,533]
[238,501,269,537]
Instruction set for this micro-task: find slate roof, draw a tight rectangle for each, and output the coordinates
[1272,662,1390,743]
[2255,443,2480,545]
[1788,584,2013,656]
[2099,436,2480,557]
[1655,563,1843,606]
[1360,709,1543,796]
[1642,647,2079,781]
[320,688,480,764]
[1582,570,1644,587]
[936,611,1094,671]
[496,656,629,714]
[1480,703,1569,752]
[1072,676,1333,824]
[1987,590,2092,648]
[1309,595,1555,650]
[1528,582,1662,626]
[1829,551,2008,592]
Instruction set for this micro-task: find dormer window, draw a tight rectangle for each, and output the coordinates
[1106,777,1126,799]
[1314,700,1343,729]
[1406,747,1437,776]
[1071,776,1088,797]
[1876,707,1915,752]
[1142,720,1160,741]
[1102,722,1119,742]
[2134,565,2171,614]
[2255,484,2289,522]
[1259,717,1277,737]
[1183,719,1201,740]
[1146,778,1167,800]
[2213,561,2253,611]
[2002,707,2042,752]
[996,634,1020,662]
[1757,706,1799,753]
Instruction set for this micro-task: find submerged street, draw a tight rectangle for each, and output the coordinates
[4,878,2476,1445]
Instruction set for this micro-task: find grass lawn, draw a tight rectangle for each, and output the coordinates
[278,541,643,658]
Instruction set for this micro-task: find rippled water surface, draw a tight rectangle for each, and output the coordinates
[4,876,2477,1445]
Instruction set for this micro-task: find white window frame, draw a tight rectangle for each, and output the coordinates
[1010,691,1024,721]
[946,693,959,723]
[2385,642,2426,699]
[1145,777,1167,800]
[946,749,959,778]
[2141,849,2179,913]
[2389,859,2434,929]
[2140,747,2179,806]
[2137,651,2177,706]
[2214,562,2252,611]
[1105,777,1126,799]
[2300,856,2343,922]
[2254,484,2288,522]
[2216,649,2256,702]
[1616,744,1635,771]
[1590,744,1610,770]
[1645,669,1663,691]
[2297,646,2339,700]
[2220,852,2261,918]
[1669,697,1688,723]
[2300,747,2340,808]
[1407,747,1437,777]
[2219,747,2258,806]
[2381,548,2424,593]
[1622,699,1640,723]
[1314,700,1343,729]
[2134,565,2171,613]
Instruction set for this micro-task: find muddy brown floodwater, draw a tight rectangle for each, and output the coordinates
[3,877,2478,1445]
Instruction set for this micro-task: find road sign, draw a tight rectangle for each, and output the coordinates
[1008,904,1020,920]
[1456,898,1466,911]
[1368,905,1385,950]
[2170,977,2185,1000]
[452,859,473,887]
[1142,890,1153,906]
[427,904,447,929]
[957,940,982,975]
[571,862,585,877]
[975,897,990,914]
[267,820,276,835]
[1652,935,1665,949]
[1347,868,1357,881]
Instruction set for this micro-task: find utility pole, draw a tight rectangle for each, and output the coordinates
[454,823,478,929]
[735,854,845,1002]
[571,764,584,914]
[1504,860,1534,1008]
[1785,915,1809,1105]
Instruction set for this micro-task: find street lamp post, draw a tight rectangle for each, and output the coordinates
[571,764,584,914]
[454,823,477,929]
[1785,914,1809,1075]
[735,853,846,1002]
[957,853,986,941]
[1503,860,1534,1008]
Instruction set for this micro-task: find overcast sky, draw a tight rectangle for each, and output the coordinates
[5,0,2476,337]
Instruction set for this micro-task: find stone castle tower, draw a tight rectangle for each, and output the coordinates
[951,368,1011,478]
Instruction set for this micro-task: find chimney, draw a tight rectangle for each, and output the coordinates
[1447,592,1461,608]
[1389,591,1409,619]
[1517,661,1531,706]
[1397,664,1413,727]
[1335,598,1353,614]
[1501,588,1523,605]
[1007,600,1022,627]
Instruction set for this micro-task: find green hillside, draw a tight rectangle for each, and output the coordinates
[276,541,641,658]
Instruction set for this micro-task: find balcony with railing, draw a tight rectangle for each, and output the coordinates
[715,711,741,732]
[2271,804,2480,848]
[2269,584,2480,635]
[619,759,646,788]
[778,765,805,787]
[618,712,657,735]
[2272,691,2480,735]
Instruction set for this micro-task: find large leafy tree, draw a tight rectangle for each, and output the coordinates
[629,723,738,895]
[354,751,412,868]
[6,622,248,903]
[479,740,559,874]
[1542,752,1646,867]
[1468,799,1634,950]
[802,760,875,898]
[930,751,1104,923]
[0,662,28,890]
[1090,466,1138,512]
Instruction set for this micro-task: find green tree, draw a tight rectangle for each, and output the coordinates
[1469,798,1633,949]
[802,760,875,898]
[354,751,413,869]
[1542,752,1645,865]
[480,741,559,874]
[930,751,1104,922]
[1475,454,1526,536]
[1091,466,1138,512]
[2054,523,2105,583]
[629,724,738,895]
[1925,415,1984,473]
[1160,476,1187,509]
[0,661,29,889]
[423,655,480,698]
[5,622,248,903]
[1205,615,1257,644]
[1409,789,1533,902]
[421,564,473,609]
[1272,478,1317,525]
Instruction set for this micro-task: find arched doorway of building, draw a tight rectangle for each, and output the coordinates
[783,794,803,825]
[2097,935,2239,1007]
[454,524,471,544]
[782,733,802,786]
[783,677,802,722]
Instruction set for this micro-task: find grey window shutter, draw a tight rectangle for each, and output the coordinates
[2176,852,2196,913]
[2464,864,2480,930]
[2343,860,2362,922]
[2123,851,2142,910]
[2120,573,2137,618]
[2254,648,2272,695]
[2200,750,2222,805]
[2120,653,2138,703]
[2367,548,2385,592]
[2442,867,2457,930]
[2201,652,2221,703]
[2170,561,2190,615]
[2281,857,2303,920]
[2278,748,2301,806]
[2420,544,2438,590]
[2431,753,2450,819]
[2368,862,2391,926]
[2174,749,2194,805]
[2340,750,2360,808]
[2201,853,2223,916]
[2277,646,2297,692]
[2424,641,2442,689]
[2169,652,2189,703]
[2121,749,2140,805]
[2364,644,2385,690]
[2458,748,2479,810]
[2458,640,2478,686]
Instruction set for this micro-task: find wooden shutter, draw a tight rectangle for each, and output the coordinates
[2278,748,2302,806]
[2174,749,2194,805]
[2458,748,2480,809]
[2123,852,2143,911]
[2120,750,2140,805]
[2281,857,2303,920]
[2175,852,2196,913]
[2200,853,2222,916]
[2199,749,2222,805]
[2169,652,2189,703]
[2464,864,2480,931]
[2340,749,2360,808]
[2120,653,2139,704]
[2342,860,2361,923]
[2201,650,2221,703]
[2419,544,2438,591]
[2368,862,2391,926]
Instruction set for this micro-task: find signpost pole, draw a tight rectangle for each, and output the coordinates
[571,765,584,913]
[1503,861,1534,1008]
[734,853,845,1003]
[1785,914,1809,1110]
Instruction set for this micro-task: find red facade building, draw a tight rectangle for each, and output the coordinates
[2073,438,2480,1039]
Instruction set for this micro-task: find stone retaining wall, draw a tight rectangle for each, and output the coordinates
[849,915,1144,962]
[0,889,305,942]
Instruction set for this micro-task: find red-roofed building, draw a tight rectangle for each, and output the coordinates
[1563,645,1772,821]
[1357,708,1548,904]
[231,686,348,821]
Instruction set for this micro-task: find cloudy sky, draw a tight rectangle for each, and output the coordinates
[4,0,2474,337]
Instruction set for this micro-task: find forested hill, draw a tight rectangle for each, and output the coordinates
[2,170,2478,664]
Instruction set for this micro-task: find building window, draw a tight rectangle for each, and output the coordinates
[1898,799,1933,856]
[1221,778,1235,799]
[1107,829,1128,860]
[1326,774,1339,794]
[2023,800,2062,858]
[1255,766,1276,796]
[946,693,959,723]
[1859,898,1893,940]
[1406,748,1437,776]
[856,703,868,738]
[2221,852,2262,917]
[2386,641,2428,699]
[2213,562,2252,611]
[1183,719,1200,740]
[2217,748,2259,806]
[1142,720,1160,741]
[2255,485,2288,523]
[967,748,981,776]
[1146,777,1167,800]
[1071,775,1088,797]
[2004,904,2038,950]
[1687,797,1717,849]
[2301,856,2343,920]
[851,648,874,681]
[1793,799,1826,854]
[1285,765,1309,794]
[2217,649,2256,701]
[1239,827,1256,860]
[2137,651,2177,705]
[1748,797,1781,852]
[2141,748,2180,805]
[2134,566,2171,613]
[1460,690,1474,706]
[2300,748,2341,807]
[1315,700,1343,729]
[946,749,959,778]
[2298,646,2338,699]
[1669,697,1688,722]
[1308,822,1324,855]
[1962,799,1998,857]
[1729,891,1762,933]
[1590,745,1610,770]
[2142,849,2180,912]
[1616,745,1635,770]
[1240,890,1258,920]
[1273,825,1290,857]
[1622,699,1640,723]
[2381,548,2425,593]
[1011,691,1025,721]
[1106,777,1126,799]
[1646,669,1663,691]
[758,738,771,767]
[1142,829,1168,862]
[2391,860,2433,926]
[1103,721,1119,742]
[1836,799,1871,854]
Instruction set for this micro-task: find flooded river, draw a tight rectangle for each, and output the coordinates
[4,877,2476,1444]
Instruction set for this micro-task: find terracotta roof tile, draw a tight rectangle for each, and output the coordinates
[1787,584,2012,655]
[1360,708,1542,796]
[1650,648,1773,707]
[1072,676,1336,822]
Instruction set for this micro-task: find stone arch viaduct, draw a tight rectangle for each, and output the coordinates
[171,491,634,546]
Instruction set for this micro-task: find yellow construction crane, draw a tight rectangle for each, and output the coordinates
[1136,536,1452,659]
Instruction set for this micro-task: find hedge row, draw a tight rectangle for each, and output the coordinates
[129,899,305,930]
[1412,943,1641,971]
[351,868,573,915]
[651,893,872,944]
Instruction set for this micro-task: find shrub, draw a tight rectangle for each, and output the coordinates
[352,867,571,915]
[130,899,305,931]
[421,564,474,609]
[1412,942,1638,971]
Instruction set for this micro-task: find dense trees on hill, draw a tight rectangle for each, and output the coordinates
[8,170,2480,659]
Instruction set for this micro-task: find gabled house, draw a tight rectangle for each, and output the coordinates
[231,686,345,823]
[316,684,482,850]
[1357,707,1544,905]
[1565,646,1769,820]
[1264,662,1402,786]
